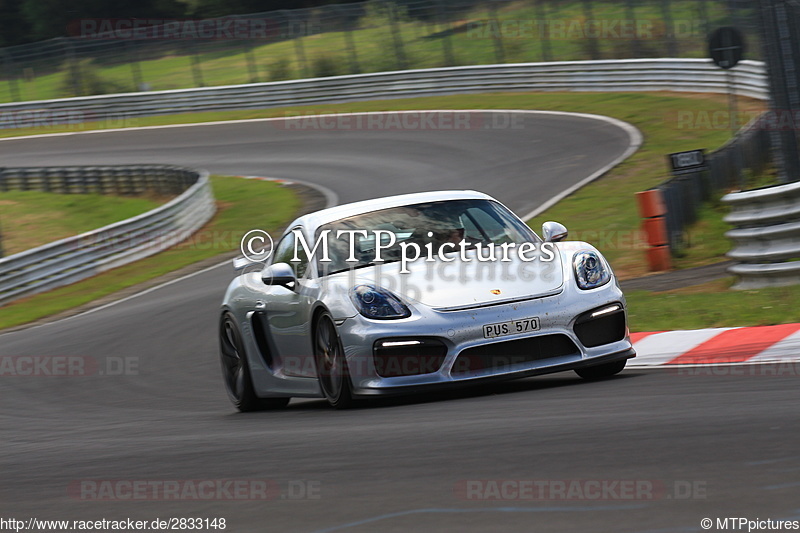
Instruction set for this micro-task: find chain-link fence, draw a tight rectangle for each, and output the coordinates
[0,0,759,104]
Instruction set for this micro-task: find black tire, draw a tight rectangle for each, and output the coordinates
[313,311,354,409]
[575,359,627,380]
[219,312,290,412]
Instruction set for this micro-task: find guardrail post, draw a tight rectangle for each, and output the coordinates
[488,0,506,64]
[125,40,144,91]
[697,0,710,37]
[64,38,83,97]
[186,38,205,88]
[288,10,309,78]
[580,0,600,60]
[340,5,362,74]
[624,0,641,58]
[636,189,672,271]
[535,0,552,62]
[658,0,678,57]
[387,0,408,70]
[2,51,20,102]
[230,15,259,84]
[435,0,456,66]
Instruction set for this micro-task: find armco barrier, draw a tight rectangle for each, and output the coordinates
[723,181,800,289]
[0,166,215,306]
[0,59,768,122]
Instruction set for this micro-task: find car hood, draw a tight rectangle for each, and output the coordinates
[330,250,564,310]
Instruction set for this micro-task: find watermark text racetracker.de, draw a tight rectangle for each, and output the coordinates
[0,356,138,377]
[669,362,800,377]
[71,18,320,40]
[464,18,705,40]
[0,110,138,131]
[454,479,707,501]
[271,111,526,132]
[68,479,321,501]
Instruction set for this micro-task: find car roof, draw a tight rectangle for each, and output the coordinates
[287,189,497,232]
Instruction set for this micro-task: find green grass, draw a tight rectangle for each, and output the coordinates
[626,280,800,331]
[0,176,299,330]
[0,0,749,103]
[0,190,164,256]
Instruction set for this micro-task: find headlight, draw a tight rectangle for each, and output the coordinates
[573,251,610,290]
[349,284,411,319]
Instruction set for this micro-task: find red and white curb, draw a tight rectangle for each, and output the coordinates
[629,323,800,367]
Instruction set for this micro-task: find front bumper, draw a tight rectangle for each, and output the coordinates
[337,281,635,397]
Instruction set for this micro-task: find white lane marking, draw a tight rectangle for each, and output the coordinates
[0,109,637,334]
[516,111,643,221]
[628,328,738,367]
[0,259,230,339]
[237,175,338,210]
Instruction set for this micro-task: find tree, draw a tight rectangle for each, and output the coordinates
[0,0,32,46]
[19,0,188,42]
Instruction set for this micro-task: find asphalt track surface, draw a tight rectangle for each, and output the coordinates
[1,112,798,532]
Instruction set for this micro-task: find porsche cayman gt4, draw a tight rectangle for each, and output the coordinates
[220,190,635,410]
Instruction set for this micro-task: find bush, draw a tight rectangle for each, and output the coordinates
[311,55,343,78]
[267,58,293,81]
[359,0,410,29]
[59,59,129,97]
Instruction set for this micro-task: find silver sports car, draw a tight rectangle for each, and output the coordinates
[220,190,635,410]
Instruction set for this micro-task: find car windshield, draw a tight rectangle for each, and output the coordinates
[316,198,538,276]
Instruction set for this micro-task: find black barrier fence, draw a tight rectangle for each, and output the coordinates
[0,0,759,104]
[658,113,771,253]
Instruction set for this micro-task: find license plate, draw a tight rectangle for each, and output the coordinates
[483,317,540,339]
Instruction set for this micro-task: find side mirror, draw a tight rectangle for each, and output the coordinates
[261,262,296,289]
[542,221,568,243]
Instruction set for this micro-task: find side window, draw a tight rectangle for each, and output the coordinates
[272,230,310,279]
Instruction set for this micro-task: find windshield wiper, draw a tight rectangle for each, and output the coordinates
[325,258,401,276]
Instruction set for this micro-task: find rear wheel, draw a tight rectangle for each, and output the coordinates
[219,312,290,412]
[575,359,627,380]
[313,312,354,409]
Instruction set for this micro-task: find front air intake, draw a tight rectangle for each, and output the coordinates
[373,338,448,377]
[573,304,627,348]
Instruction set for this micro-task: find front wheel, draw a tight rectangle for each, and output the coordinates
[313,312,354,409]
[575,359,627,380]
[219,312,290,412]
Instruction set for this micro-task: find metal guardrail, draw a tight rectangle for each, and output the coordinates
[0,59,768,125]
[0,166,215,306]
[723,181,800,289]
